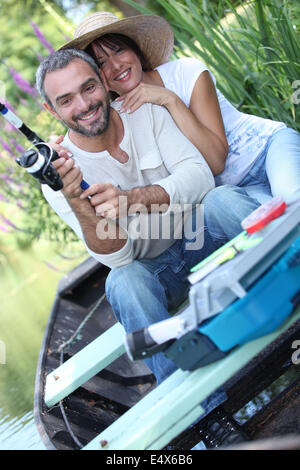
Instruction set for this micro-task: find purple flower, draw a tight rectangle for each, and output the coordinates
[0,213,18,229]
[19,98,28,106]
[4,121,15,132]
[0,225,9,233]
[36,52,44,62]
[4,101,17,113]
[30,21,55,54]
[0,193,9,203]
[9,66,38,97]
[0,138,15,157]
[0,173,16,183]
[10,138,26,154]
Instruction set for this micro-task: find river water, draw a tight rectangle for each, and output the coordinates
[0,232,86,450]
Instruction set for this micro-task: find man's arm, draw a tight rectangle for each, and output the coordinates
[66,196,127,254]
[52,156,127,255]
[81,181,170,218]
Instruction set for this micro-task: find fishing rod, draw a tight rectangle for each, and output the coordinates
[0,101,89,191]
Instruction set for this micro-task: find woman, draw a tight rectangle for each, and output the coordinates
[56,11,300,203]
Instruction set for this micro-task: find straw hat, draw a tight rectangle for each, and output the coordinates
[59,12,174,69]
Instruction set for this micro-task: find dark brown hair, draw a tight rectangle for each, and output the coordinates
[85,33,151,72]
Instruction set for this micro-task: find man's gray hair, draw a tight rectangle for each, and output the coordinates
[36,48,102,108]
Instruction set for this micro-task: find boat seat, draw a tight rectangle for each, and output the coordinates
[44,307,300,449]
[83,308,300,449]
[45,298,188,408]
[45,322,126,407]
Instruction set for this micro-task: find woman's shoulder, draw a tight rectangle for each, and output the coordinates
[157,56,207,72]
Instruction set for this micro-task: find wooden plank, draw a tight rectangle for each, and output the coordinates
[221,434,300,450]
[45,322,126,407]
[82,309,300,450]
[244,377,300,439]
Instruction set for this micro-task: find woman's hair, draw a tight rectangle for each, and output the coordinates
[85,33,151,72]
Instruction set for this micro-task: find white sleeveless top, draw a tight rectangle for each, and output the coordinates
[156,58,286,185]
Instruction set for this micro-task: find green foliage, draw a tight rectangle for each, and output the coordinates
[1,0,300,247]
[0,0,125,247]
[0,0,79,245]
[126,0,300,127]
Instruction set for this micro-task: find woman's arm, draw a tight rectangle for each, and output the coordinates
[170,71,228,175]
[117,72,228,176]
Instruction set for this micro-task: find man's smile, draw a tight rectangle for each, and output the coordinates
[79,109,98,121]
[74,103,101,124]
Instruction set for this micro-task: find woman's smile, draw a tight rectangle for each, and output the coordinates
[114,68,131,82]
[92,42,143,94]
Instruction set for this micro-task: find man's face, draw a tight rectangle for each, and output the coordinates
[44,59,110,137]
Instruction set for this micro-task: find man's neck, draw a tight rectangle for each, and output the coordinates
[68,108,123,153]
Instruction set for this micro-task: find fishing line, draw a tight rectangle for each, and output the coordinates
[57,292,106,449]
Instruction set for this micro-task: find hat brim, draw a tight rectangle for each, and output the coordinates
[59,15,174,69]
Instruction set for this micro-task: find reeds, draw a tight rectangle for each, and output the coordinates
[126,0,300,129]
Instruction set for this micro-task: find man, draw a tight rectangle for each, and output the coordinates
[36,49,260,388]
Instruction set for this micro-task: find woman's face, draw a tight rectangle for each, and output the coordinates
[91,41,143,95]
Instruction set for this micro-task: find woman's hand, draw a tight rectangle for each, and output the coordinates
[49,135,73,159]
[116,83,176,114]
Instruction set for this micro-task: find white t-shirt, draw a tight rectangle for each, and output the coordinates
[42,102,214,268]
[156,58,286,185]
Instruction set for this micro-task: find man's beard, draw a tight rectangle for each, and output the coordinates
[61,97,111,137]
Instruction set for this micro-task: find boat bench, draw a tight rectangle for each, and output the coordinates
[44,307,300,450]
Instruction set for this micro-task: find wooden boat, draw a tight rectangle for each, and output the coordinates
[34,257,157,450]
[34,256,300,450]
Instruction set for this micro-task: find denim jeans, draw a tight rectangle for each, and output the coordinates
[239,127,300,204]
[106,185,260,415]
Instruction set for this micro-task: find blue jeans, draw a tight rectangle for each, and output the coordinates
[239,127,300,204]
[106,185,260,414]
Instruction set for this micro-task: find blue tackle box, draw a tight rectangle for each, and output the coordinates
[125,195,300,370]
[165,234,300,370]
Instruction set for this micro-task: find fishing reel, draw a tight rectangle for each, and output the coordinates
[1,102,89,191]
[16,142,63,191]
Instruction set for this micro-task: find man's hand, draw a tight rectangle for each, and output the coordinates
[80,182,123,219]
[49,135,73,159]
[52,157,83,199]
[80,182,170,219]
